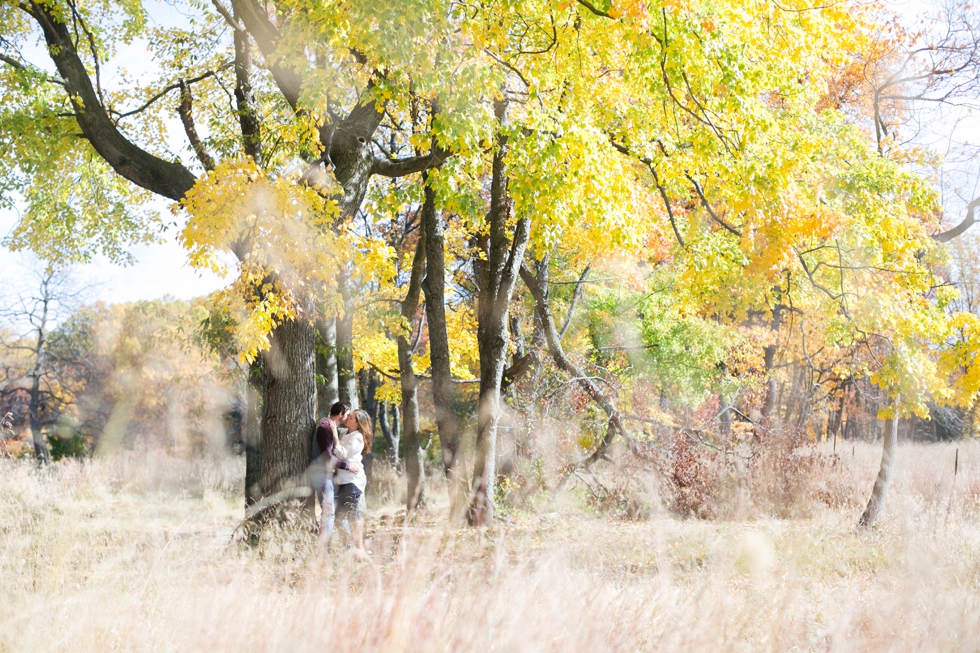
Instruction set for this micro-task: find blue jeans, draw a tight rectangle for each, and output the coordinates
[317,478,336,542]
[317,478,350,546]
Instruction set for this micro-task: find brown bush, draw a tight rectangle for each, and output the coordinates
[584,423,855,521]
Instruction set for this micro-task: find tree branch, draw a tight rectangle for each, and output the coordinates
[685,172,742,236]
[575,0,613,18]
[114,66,230,120]
[23,1,197,201]
[210,0,245,31]
[559,266,590,340]
[520,262,633,466]
[0,52,67,86]
[228,0,302,109]
[178,80,216,171]
[371,152,446,178]
[933,197,980,242]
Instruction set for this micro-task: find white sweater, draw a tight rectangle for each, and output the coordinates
[334,429,366,491]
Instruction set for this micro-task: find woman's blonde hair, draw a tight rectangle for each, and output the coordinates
[352,409,373,455]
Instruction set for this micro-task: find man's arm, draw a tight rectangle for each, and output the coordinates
[324,421,349,470]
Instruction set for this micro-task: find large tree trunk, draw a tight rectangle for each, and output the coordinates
[468,110,530,525]
[259,315,318,498]
[232,23,262,163]
[421,175,467,521]
[859,397,900,528]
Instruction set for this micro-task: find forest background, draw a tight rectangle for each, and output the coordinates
[3,0,980,649]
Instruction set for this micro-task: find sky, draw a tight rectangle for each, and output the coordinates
[0,0,975,307]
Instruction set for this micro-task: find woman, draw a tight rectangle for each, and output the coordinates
[333,409,372,550]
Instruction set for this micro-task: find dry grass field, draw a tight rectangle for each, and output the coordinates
[2,440,979,652]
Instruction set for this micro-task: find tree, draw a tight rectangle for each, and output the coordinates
[0,264,89,461]
[7,0,980,529]
[2,0,449,506]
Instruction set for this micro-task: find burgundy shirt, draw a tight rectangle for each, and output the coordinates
[314,419,348,474]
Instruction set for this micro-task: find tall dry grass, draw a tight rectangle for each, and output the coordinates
[2,442,980,652]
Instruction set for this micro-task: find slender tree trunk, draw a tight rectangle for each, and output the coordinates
[259,315,318,498]
[378,401,399,464]
[718,363,731,435]
[399,226,427,511]
[244,362,264,507]
[360,367,379,424]
[468,109,530,525]
[28,287,50,464]
[29,363,47,463]
[762,304,784,418]
[859,396,900,527]
[828,379,847,441]
[336,282,358,408]
[29,378,48,463]
[391,404,401,457]
[421,173,466,521]
[399,332,424,509]
[315,317,339,417]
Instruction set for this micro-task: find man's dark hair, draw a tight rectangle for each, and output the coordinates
[329,401,351,417]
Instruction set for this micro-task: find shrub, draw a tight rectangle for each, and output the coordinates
[48,432,89,461]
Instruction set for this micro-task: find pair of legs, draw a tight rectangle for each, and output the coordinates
[316,478,347,550]
[335,483,364,549]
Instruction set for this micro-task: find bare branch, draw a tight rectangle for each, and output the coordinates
[178,80,216,171]
[685,172,742,236]
[371,152,445,178]
[559,266,590,340]
[933,196,980,242]
[210,0,245,31]
[0,52,67,86]
[114,66,231,120]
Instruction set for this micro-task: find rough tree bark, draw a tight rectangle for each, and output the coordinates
[859,396,900,528]
[27,277,51,464]
[243,360,264,506]
[257,313,318,497]
[315,317,339,417]
[336,282,359,408]
[468,103,531,525]
[422,172,467,521]
[399,223,427,511]
[762,304,784,419]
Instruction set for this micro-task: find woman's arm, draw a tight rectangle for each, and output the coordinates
[334,437,349,460]
[337,432,363,463]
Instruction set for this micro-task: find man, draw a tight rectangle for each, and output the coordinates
[311,401,361,549]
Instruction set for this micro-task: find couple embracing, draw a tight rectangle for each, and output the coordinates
[310,401,373,551]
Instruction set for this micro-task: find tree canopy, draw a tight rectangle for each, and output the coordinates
[3,0,980,523]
